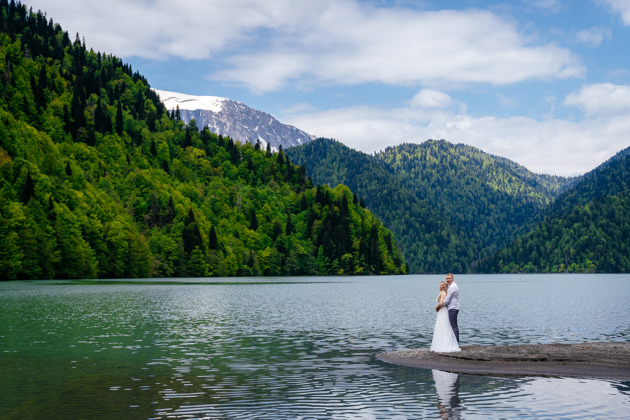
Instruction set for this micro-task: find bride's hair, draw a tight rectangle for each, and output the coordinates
[436,281,448,302]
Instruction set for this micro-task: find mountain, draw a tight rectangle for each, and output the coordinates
[0,2,406,280]
[545,147,630,218]
[286,138,471,273]
[155,89,316,150]
[286,139,573,273]
[377,141,573,264]
[481,146,630,273]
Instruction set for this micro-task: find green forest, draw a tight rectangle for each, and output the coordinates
[288,138,630,273]
[482,147,630,273]
[376,141,572,270]
[286,138,573,273]
[0,1,406,280]
[287,138,471,273]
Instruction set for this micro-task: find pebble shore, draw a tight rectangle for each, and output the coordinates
[377,342,630,380]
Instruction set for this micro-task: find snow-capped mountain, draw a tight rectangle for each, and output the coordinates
[154,89,316,150]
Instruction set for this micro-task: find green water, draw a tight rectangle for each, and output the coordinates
[1,274,629,418]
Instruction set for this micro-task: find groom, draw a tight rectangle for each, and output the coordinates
[436,273,459,343]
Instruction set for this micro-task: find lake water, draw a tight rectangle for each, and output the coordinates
[1,274,629,419]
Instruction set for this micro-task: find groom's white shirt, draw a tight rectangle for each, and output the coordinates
[443,282,459,311]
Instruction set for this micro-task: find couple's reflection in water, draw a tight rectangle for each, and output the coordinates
[432,369,462,419]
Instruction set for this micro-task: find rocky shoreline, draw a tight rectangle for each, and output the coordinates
[376,342,630,380]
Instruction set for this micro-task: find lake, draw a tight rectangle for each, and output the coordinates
[1,274,629,419]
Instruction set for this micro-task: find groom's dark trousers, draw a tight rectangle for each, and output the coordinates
[448,309,459,343]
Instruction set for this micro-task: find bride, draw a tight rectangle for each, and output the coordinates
[430,281,461,352]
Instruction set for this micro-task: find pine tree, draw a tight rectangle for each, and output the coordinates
[250,209,258,231]
[272,220,282,240]
[285,213,293,235]
[94,98,106,133]
[208,225,219,250]
[34,65,46,109]
[369,223,381,273]
[183,127,192,148]
[70,81,85,136]
[115,101,123,136]
[183,208,202,253]
[277,145,285,166]
[21,170,35,203]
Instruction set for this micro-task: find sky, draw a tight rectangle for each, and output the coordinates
[26,0,630,177]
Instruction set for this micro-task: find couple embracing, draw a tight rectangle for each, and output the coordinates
[430,273,460,353]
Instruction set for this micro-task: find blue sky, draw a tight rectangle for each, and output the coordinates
[27,0,630,176]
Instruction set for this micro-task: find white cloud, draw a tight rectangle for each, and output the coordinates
[28,0,584,91]
[598,0,630,25]
[213,53,312,93]
[28,0,296,60]
[564,83,630,116]
[284,95,630,176]
[410,90,453,109]
[575,27,611,47]
[216,6,584,91]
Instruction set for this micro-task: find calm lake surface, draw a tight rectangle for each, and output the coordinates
[1,274,629,419]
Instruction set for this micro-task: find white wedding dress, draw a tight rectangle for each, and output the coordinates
[430,299,460,353]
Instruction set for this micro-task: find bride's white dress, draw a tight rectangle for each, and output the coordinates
[431,306,460,353]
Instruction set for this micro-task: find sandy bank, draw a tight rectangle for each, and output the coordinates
[377,342,630,380]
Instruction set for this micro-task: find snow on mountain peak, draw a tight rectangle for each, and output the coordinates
[153,88,316,150]
[153,89,228,113]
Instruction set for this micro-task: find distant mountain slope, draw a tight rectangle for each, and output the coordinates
[545,146,630,217]
[380,141,571,206]
[287,138,572,272]
[377,141,572,263]
[155,89,316,150]
[482,146,630,273]
[286,138,471,273]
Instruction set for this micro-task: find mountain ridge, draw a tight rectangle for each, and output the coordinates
[481,145,630,273]
[286,138,575,272]
[154,89,316,151]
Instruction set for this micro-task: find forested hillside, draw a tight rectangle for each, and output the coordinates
[0,1,406,279]
[377,141,572,268]
[286,138,471,272]
[482,146,630,273]
[287,138,572,272]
